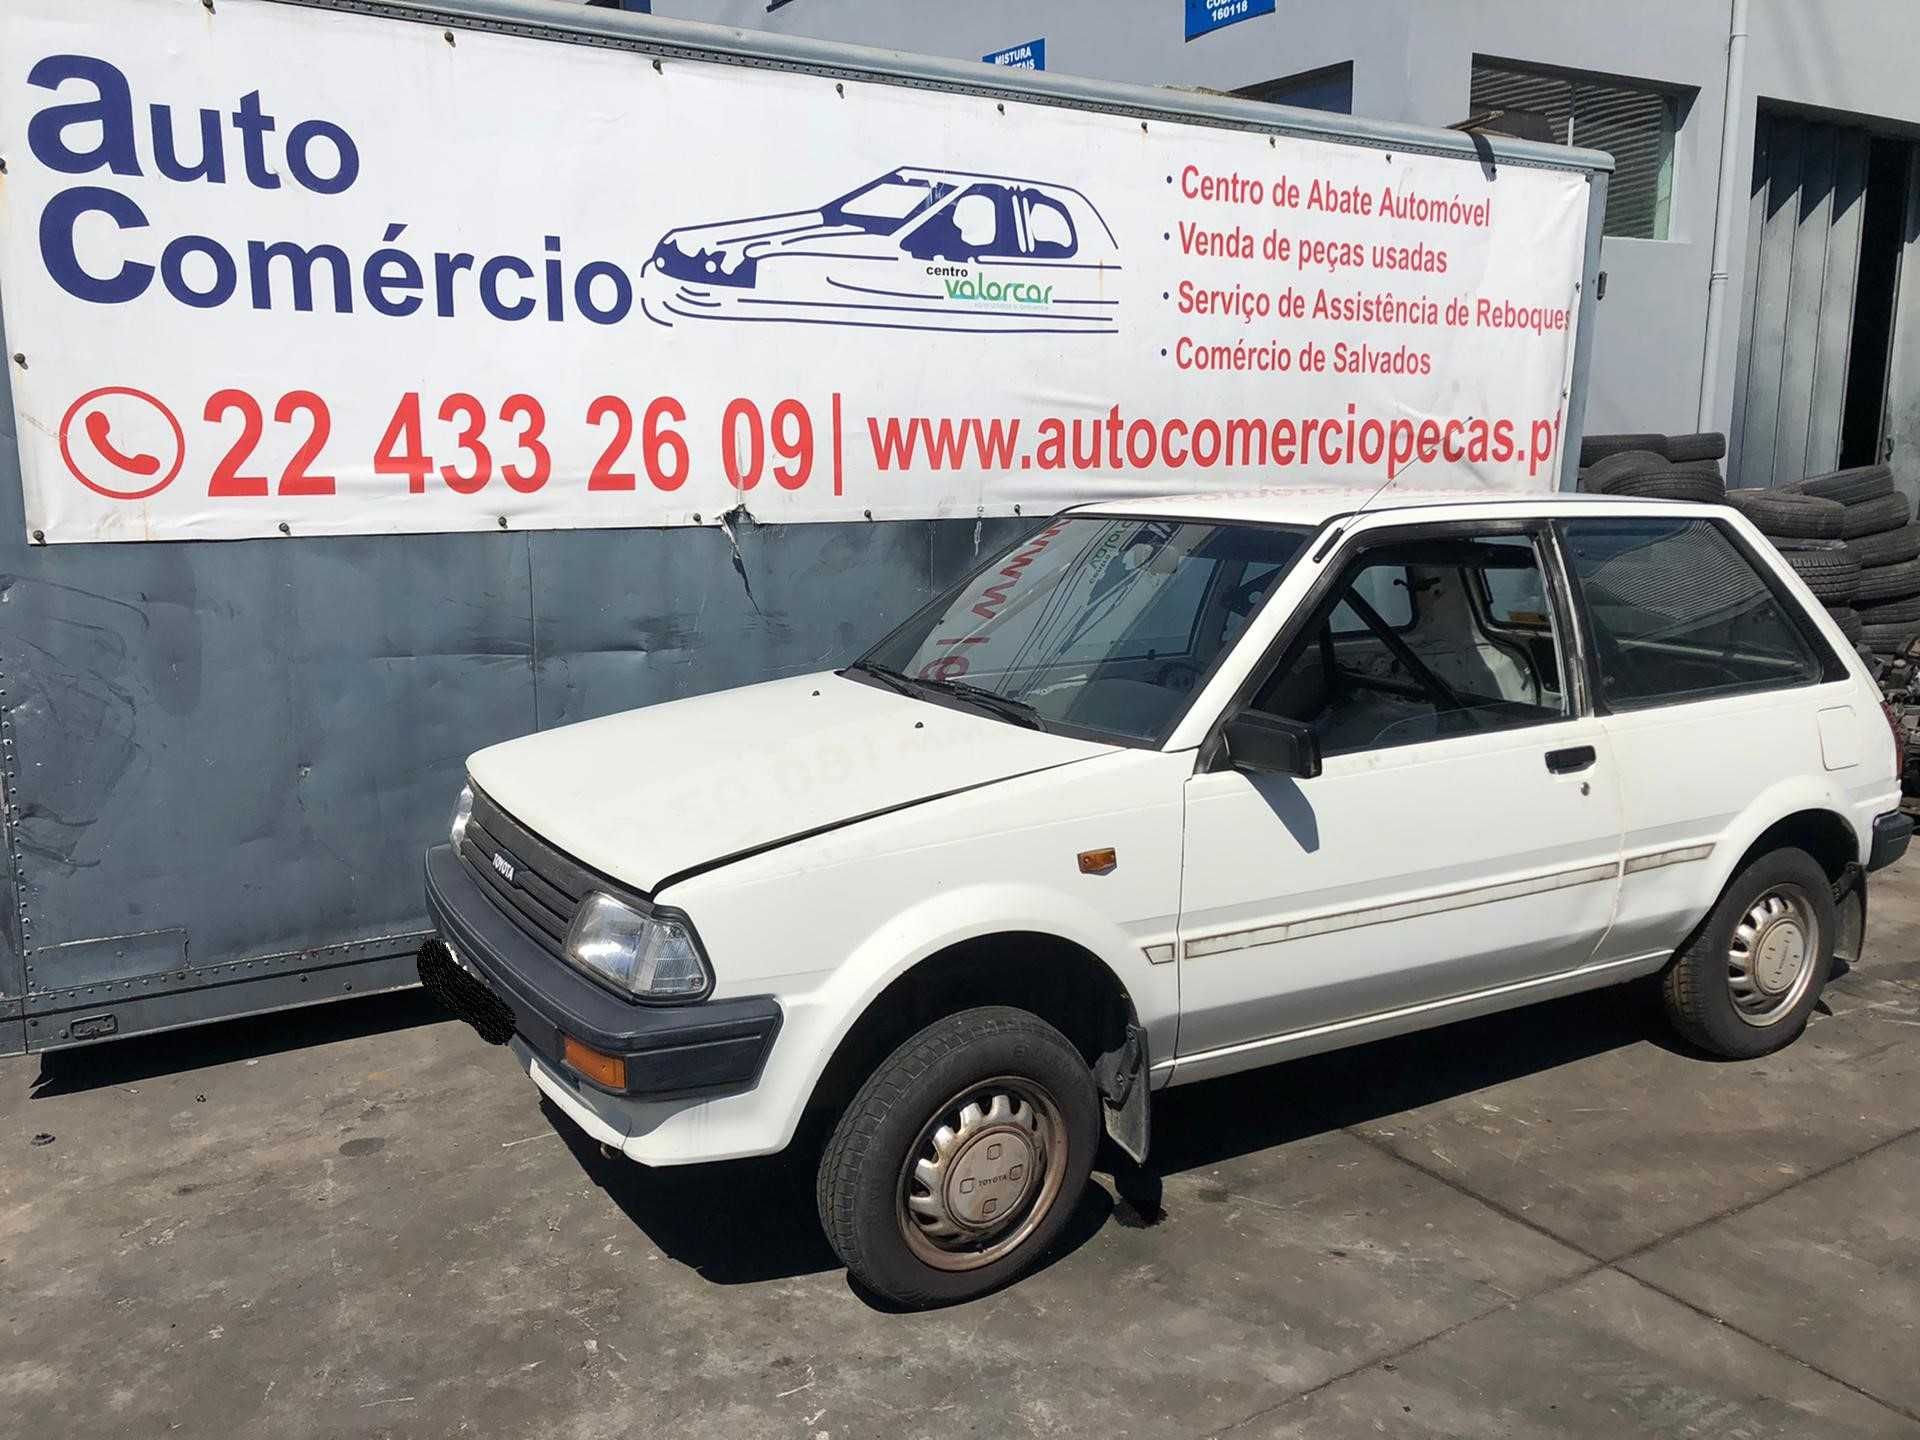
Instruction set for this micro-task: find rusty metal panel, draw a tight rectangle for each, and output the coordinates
[0,528,537,965]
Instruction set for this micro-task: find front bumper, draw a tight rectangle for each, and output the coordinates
[1869,810,1913,872]
[422,844,781,1100]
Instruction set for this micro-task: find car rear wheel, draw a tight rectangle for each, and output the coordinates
[1660,848,1835,1058]
[816,1006,1099,1307]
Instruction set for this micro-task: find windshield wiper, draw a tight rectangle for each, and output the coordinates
[915,676,1047,731]
[847,661,1046,730]
[846,659,917,696]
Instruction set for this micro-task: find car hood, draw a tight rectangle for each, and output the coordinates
[655,211,900,271]
[465,672,1117,895]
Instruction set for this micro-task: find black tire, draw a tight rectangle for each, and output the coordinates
[1840,491,1912,539]
[1780,546,1862,602]
[1576,466,1601,494]
[1660,848,1835,1059]
[1601,466,1726,503]
[1826,605,1864,643]
[1587,449,1669,486]
[1728,495,1843,545]
[1848,523,1920,566]
[816,1006,1100,1307]
[1784,463,1895,505]
[1858,593,1920,624]
[1580,432,1670,466]
[1724,488,1845,539]
[1853,558,1920,606]
[1860,619,1920,654]
[1664,431,1727,463]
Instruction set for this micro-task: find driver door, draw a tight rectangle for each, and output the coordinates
[1174,521,1624,1078]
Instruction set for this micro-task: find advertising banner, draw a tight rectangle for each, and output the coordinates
[0,0,1591,543]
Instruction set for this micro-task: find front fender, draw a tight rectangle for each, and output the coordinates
[770,881,1174,1144]
[834,878,1171,1042]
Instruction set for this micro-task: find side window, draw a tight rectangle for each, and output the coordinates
[1251,533,1569,755]
[1022,192,1077,258]
[952,191,1001,251]
[1481,564,1552,628]
[1330,564,1412,634]
[901,186,1015,261]
[1560,518,1824,709]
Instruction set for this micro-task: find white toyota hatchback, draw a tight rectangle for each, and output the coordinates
[422,487,1910,1306]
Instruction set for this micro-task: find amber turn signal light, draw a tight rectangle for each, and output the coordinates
[1077,847,1117,875]
[562,1034,627,1090]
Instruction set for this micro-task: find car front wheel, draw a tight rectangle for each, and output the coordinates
[816,1006,1100,1307]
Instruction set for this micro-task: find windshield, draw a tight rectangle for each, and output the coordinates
[855,516,1311,743]
[822,175,952,232]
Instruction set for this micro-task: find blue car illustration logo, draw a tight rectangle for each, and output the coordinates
[640,167,1120,334]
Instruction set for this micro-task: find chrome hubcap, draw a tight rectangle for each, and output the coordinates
[898,1078,1066,1272]
[1728,885,1819,1027]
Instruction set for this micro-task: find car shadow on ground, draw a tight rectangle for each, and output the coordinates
[545,1096,1117,1306]
[25,987,450,1099]
[539,977,1686,1303]
[19,968,1695,1303]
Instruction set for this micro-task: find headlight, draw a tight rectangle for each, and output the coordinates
[450,784,474,849]
[564,891,712,1001]
[649,240,758,288]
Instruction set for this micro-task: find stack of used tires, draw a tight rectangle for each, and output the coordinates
[1579,431,1919,656]
[1769,466,1920,657]
[1720,483,1864,645]
[1576,432,1728,503]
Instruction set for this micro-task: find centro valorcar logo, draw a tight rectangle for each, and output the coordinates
[639,167,1120,335]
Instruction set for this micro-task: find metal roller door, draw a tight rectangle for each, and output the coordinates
[1730,112,1871,488]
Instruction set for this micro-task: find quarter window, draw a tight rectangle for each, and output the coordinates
[1251,532,1568,755]
[1559,517,1824,708]
[1021,192,1077,257]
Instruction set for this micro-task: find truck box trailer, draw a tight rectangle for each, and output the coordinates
[0,0,1608,1054]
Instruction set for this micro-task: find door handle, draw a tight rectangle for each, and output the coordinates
[1545,745,1596,774]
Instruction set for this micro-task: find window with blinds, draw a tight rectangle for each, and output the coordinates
[1469,59,1679,240]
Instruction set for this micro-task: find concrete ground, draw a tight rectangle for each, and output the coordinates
[5,881,1920,1440]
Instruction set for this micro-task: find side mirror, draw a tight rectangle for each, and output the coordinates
[1221,711,1322,779]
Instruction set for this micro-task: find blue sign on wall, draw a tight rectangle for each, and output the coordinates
[1185,0,1275,42]
[983,38,1046,71]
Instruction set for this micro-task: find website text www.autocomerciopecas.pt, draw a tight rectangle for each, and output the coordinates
[865,403,1565,483]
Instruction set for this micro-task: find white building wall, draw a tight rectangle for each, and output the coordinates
[648,0,1920,444]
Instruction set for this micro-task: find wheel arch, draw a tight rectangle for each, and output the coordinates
[1688,788,1864,969]
[1733,805,1859,881]
[799,923,1150,1159]
[1730,804,1865,963]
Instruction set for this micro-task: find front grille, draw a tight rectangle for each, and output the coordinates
[458,786,627,960]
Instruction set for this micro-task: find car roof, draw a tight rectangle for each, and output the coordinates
[1067,485,1730,528]
[896,167,1073,190]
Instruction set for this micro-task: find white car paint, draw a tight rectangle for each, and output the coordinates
[458,488,1904,1167]
[466,671,1115,892]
